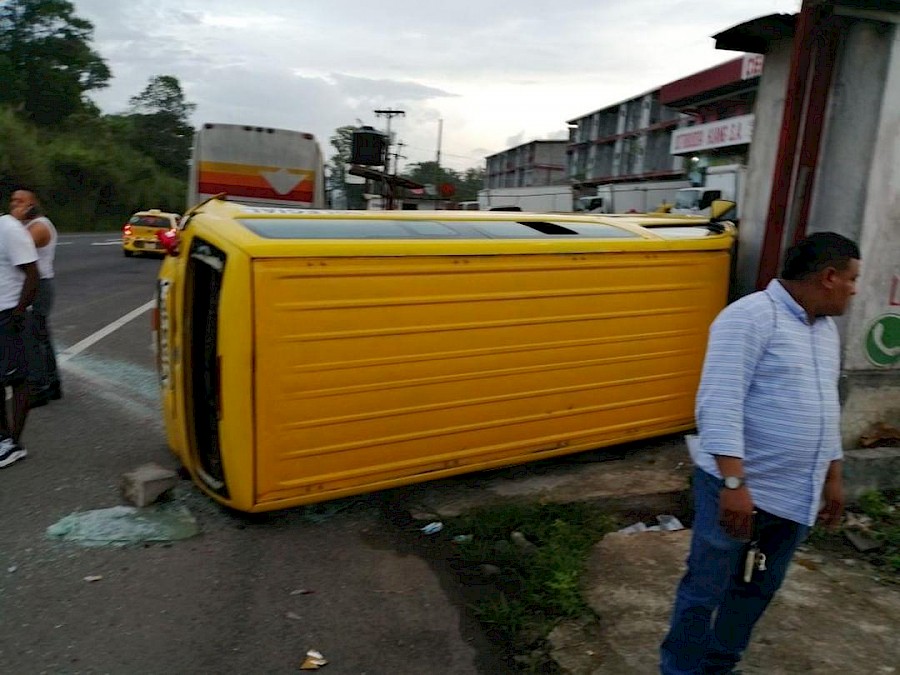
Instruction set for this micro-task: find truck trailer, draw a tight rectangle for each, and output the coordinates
[188,123,326,210]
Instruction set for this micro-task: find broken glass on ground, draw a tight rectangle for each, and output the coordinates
[46,502,199,548]
[618,514,685,534]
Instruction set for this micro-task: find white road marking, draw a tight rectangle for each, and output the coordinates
[91,241,123,246]
[58,300,155,364]
[57,242,73,246]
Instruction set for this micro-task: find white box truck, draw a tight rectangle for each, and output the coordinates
[587,180,691,213]
[670,164,745,219]
[478,185,575,212]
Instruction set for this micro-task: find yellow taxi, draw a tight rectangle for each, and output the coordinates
[122,209,180,257]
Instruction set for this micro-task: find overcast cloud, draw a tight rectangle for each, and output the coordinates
[73,0,800,171]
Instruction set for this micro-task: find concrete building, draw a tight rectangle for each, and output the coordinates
[566,89,684,188]
[662,54,764,187]
[715,2,900,454]
[484,140,568,189]
[564,55,765,216]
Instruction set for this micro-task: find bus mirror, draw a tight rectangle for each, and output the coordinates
[709,200,736,220]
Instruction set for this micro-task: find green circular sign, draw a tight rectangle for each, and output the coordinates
[864,314,900,367]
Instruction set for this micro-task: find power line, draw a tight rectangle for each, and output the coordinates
[407,146,484,169]
[403,144,486,162]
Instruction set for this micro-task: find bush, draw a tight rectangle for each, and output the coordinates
[0,106,186,230]
[0,107,52,195]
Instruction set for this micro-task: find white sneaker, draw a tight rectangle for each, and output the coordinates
[0,439,27,468]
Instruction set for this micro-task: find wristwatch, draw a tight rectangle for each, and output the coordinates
[723,476,745,490]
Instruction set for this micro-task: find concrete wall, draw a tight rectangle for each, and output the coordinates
[737,14,900,448]
[837,19,900,446]
[806,21,892,247]
[732,39,792,298]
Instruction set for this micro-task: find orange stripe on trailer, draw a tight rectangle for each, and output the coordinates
[199,161,314,177]
[198,166,316,198]
[199,171,274,189]
[198,174,315,192]
[197,182,315,202]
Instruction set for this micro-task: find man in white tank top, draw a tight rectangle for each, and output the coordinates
[9,189,61,407]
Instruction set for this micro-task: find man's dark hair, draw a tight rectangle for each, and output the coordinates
[780,232,860,280]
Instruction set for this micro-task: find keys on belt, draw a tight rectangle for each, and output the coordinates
[743,544,768,583]
[743,510,767,583]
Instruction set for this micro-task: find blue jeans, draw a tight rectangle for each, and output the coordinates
[659,469,809,674]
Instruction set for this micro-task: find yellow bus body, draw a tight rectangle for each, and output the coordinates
[157,200,735,512]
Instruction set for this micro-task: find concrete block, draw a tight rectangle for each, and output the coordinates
[842,446,900,500]
[121,463,178,507]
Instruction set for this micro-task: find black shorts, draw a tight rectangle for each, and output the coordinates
[0,309,27,386]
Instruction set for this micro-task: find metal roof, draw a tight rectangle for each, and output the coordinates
[715,3,900,54]
[714,13,797,54]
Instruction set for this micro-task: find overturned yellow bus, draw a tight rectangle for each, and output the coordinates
[155,199,735,512]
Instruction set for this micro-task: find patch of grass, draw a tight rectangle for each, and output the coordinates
[444,502,618,656]
[809,489,900,579]
[855,490,900,573]
[858,490,891,519]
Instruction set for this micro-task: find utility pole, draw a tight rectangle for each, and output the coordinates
[385,141,407,211]
[435,118,443,167]
[374,109,405,209]
[391,141,406,176]
[435,118,443,209]
[374,109,405,174]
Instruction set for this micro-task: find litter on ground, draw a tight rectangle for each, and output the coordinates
[300,649,328,670]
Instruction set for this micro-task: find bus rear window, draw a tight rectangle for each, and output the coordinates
[130,215,173,228]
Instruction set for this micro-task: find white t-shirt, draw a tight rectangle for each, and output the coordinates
[0,214,38,311]
[27,216,57,279]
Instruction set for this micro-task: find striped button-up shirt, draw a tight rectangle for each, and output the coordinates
[689,279,843,526]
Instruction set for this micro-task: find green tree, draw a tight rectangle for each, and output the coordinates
[400,161,485,201]
[0,0,110,126]
[401,161,459,191]
[0,106,185,230]
[0,107,51,195]
[122,75,196,178]
[457,167,486,201]
[328,124,357,186]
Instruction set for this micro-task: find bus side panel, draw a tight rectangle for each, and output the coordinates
[252,251,730,505]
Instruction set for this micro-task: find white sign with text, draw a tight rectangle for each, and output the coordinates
[670,114,755,155]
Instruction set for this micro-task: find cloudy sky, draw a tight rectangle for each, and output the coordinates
[74,0,800,171]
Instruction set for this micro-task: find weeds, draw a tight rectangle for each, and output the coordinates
[809,489,900,577]
[444,502,618,655]
[859,490,900,572]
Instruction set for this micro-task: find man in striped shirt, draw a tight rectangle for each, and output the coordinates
[660,232,860,675]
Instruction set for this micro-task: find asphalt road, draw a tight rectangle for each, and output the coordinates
[0,235,492,674]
